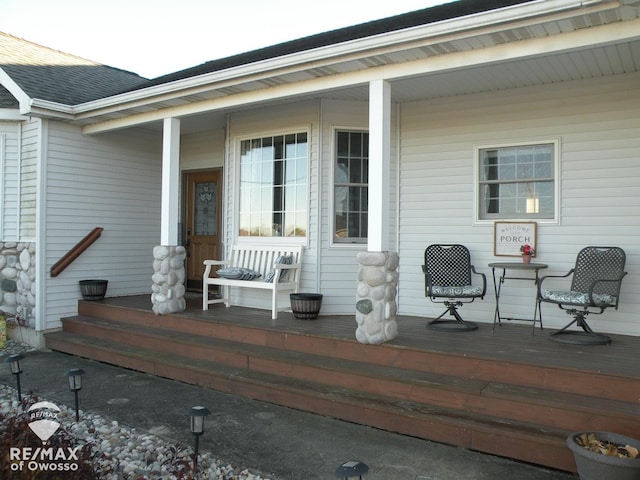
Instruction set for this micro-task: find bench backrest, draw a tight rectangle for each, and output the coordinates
[230,244,304,280]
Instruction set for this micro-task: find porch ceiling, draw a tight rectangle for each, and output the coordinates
[389,39,640,102]
[73,1,640,135]
[179,38,640,134]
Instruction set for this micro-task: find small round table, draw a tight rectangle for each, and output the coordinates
[488,262,548,334]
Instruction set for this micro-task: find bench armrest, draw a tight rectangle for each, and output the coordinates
[272,262,301,284]
[203,259,231,279]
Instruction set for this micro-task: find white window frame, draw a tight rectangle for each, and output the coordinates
[235,130,309,243]
[474,139,560,224]
[331,128,369,246]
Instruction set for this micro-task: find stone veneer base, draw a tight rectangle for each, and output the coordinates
[355,251,399,344]
[151,245,187,315]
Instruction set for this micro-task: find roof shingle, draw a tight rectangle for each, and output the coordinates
[0,0,534,106]
[0,32,148,105]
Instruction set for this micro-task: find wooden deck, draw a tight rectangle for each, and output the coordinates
[106,295,638,372]
[45,295,640,473]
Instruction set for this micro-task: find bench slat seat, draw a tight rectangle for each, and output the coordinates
[203,244,303,319]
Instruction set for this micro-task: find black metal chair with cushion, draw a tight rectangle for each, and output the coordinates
[422,244,486,331]
[538,246,627,345]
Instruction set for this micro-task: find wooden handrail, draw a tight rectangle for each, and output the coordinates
[50,227,104,277]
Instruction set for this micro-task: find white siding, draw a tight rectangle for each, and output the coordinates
[43,122,162,330]
[180,128,225,171]
[317,99,400,314]
[398,72,640,335]
[0,121,20,240]
[218,98,401,315]
[20,119,39,240]
[225,101,320,310]
[318,100,367,313]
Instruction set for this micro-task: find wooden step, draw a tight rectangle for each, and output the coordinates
[55,315,640,439]
[75,300,640,404]
[48,299,640,474]
[44,330,575,471]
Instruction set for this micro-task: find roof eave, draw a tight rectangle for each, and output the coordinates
[23,0,624,122]
[28,99,76,120]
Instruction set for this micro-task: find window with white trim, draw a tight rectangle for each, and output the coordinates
[334,130,368,243]
[477,141,556,221]
[238,132,308,237]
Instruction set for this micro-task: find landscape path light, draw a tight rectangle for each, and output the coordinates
[187,405,210,478]
[5,353,24,402]
[335,460,369,479]
[65,368,85,421]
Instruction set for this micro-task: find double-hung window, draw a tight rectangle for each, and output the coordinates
[238,132,308,237]
[477,141,557,221]
[334,130,368,243]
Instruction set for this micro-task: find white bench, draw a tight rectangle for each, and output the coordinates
[202,244,303,319]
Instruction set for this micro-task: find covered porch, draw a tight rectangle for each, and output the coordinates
[45,295,640,474]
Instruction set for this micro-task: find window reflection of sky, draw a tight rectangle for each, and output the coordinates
[239,133,307,237]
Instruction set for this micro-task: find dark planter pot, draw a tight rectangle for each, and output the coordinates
[567,432,640,480]
[290,293,323,320]
[79,280,108,301]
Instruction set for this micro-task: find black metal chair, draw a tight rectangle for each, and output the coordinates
[538,246,627,345]
[422,244,486,331]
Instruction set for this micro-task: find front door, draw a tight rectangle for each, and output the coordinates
[184,170,222,290]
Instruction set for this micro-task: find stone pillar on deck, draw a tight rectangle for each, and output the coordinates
[151,245,186,315]
[355,251,399,344]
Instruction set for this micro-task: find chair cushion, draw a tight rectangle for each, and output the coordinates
[541,289,616,307]
[430,285,483,297]
[265,255,293,283]
[216,267,262,281]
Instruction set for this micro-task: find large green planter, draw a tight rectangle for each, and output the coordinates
[567,432,640,480]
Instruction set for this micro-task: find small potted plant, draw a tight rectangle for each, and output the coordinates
[567,431,640,480]
[520,244,535,264]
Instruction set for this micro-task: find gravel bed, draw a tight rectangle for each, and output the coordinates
[1,341,270,480]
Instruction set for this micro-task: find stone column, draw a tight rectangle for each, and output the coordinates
[0,242,36,327]
[355,251,399,344]
[151,245,186,315]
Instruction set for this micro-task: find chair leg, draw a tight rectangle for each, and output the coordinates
[427,302,478,332]
[549,311,611,345]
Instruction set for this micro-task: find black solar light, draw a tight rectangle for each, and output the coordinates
[188,405,210,477]
[335,460,369,479]
[5,353,24,402]
[65,368,85,421]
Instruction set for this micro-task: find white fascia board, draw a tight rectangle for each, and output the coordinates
[0,68,31,112]
[28,99,75,119]
[0,108,28,121]
[73,0,620,118]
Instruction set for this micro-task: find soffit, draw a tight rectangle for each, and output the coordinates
[66,2,640,133]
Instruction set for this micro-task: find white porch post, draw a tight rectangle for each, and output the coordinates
[152,117,187,315]
[367,79,390,252]
[355,80,398,344]
[161,118,180,245]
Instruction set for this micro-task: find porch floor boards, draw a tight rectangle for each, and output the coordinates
[44,295,640,474]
